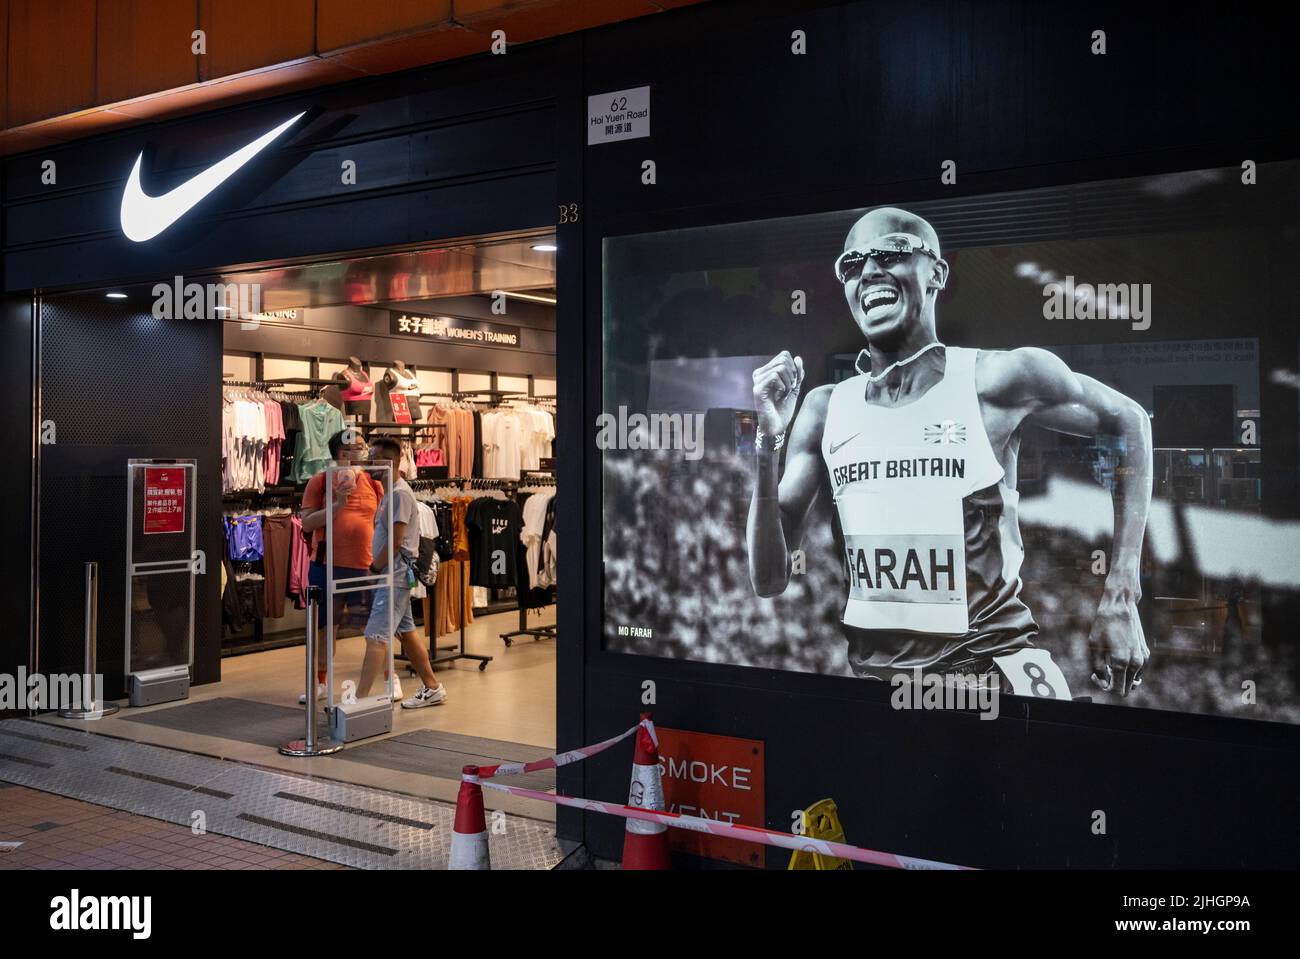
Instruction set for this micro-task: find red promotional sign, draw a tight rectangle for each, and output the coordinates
[143,467,186,535]
[390,392,413,424]
[656,727,765,867]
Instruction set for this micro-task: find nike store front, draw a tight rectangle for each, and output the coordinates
[4,1,1300,871]
[4,41,567,804]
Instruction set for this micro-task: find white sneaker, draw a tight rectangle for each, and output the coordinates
[298,682,326,705]
[401,684,446,709]
[392,675,404,701]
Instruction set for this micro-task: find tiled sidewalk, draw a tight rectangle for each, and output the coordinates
[0,783,348,870]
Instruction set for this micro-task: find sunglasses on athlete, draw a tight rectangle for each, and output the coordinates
[833,232,941,284]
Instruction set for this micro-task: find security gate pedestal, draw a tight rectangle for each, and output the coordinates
[129,665,191,707]
[124,459,197,708]
[328,700,392,742]
[323,461,396,744]
[280,588,344,757]
[57,561,121,719]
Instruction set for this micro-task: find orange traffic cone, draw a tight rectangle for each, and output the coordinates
[449,764,490,870]
[622,712,671,870]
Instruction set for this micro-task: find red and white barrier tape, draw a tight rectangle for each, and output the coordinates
[474,718,654,781]
[463,716,972,870]
[470,777,969,870]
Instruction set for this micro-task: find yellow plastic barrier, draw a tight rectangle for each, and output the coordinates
[788,798,853,870]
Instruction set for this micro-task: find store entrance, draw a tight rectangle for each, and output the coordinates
[37,230,560,801]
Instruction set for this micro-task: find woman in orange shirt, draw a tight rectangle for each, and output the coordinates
[297,430,383,703]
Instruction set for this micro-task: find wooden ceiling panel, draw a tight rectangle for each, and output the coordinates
[322,22,485,76]
[97,0,200,104]
[7,0,97,126]
[453,0,666,44]
[317,0,454,53]
[199,0,316,81]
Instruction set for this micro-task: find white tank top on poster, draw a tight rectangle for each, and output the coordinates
[821,345,1024,636]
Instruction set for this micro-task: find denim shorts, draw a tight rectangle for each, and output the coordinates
[307,562,372,628]
[364,571,415,640]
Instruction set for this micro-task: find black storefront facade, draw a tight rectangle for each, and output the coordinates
[3,0,1298,871]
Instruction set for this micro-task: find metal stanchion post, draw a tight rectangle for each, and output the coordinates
[58,562,119,719]
[280,586,344,757]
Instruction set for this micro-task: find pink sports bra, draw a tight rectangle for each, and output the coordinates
[339,368,374,401]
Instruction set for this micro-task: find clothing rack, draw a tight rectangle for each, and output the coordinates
[412,476,519,491]
[420,390,530,407]
[407,476,556,648]
[396,560,491,673]
[352,419,449,451]
[223,382,315,402]
[354,420,447,433]
[499,477,556,647]
[500,612,554,647]
[401,478,493,673]
[222,488,299,506]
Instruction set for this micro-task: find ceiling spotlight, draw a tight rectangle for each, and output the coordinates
[531,243,557,252]
[105,292,128,299]
[213,306,231,313]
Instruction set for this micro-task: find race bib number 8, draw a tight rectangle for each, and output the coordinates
[992,648,1073,700]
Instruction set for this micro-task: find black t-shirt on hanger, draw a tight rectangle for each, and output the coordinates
[466,497,522,587]
[279,401,301,485]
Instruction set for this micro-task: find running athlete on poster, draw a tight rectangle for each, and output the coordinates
[747,208,1152,699]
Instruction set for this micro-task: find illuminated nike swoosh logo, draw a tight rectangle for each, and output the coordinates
[120,111,306,242]
[829,433,861,454]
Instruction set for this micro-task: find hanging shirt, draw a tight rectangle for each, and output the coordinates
[279,400,301,486]
[457,408,475,478]
[520,492,551,590]
[483,411,522,479]
[225,514,264,562]
[263,401,285,487]
[425,405,454,474]
[467,497,523,587]
[295,401,346,482]
[400,441,418,480]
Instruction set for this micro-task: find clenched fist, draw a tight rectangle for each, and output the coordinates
[752,351,805,438]
[1088,586,1150,697]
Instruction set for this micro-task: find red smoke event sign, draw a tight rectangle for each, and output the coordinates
[656,727,765,867]
[143,467,186,534]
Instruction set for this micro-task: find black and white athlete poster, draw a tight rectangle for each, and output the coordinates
[601,160,1300,724]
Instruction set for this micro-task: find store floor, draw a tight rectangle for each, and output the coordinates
[39,608,557,821]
